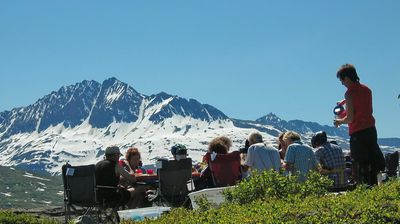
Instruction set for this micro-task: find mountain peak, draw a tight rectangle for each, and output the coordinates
[102,77,121,85]
[256,112,282,124]
[155,91,174,99]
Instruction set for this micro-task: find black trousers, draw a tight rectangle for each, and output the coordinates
[350,126,385,186]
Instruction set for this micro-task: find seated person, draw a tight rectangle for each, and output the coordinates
[243,132,281,174]
[312,131,347,188]
[202,137,229,163]
[239,139,250,178]
[282,131,318,182]
[171,144,188,161]
[119,147,146,187]
[218,136,233,152]
[239,139,250,162]
[95,146,146,208]
[278,131,288,161]
[195,137,231,190]
[170,143,198,173]
[120,147,142,174]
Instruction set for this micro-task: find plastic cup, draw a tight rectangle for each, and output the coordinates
[146,169,154,175]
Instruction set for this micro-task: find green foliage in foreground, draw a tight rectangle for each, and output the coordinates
[223,170,333,204]
[0,210,58,224]
[123,170,400,224]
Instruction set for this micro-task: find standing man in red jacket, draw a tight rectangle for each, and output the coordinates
[334,64,385,186]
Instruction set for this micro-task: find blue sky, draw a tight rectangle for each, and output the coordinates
[1,1,399,138]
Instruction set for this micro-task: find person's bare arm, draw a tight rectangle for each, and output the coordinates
[115,163,136,184]
[334,94,354,127]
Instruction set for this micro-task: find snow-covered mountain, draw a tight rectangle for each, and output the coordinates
[0,78,259,175]
[0,78,227,137]
[255,113,349,139]
[0,78,398,175]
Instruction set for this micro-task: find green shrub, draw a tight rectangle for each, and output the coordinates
[122,174,400,224]
[0,210,58,224]
[223,169,333,204]
[193,194,213,212]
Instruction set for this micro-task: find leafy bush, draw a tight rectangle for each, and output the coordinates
[122,172,400,224]
[223,170,333,204]
[193,194,213,212]
[0,210,58,224]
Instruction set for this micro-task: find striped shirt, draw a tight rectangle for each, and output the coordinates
[284,141,317,181]
[244,143,281,172]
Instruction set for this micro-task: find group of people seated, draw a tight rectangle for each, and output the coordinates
[94,130,349,209]
[95,146,148,209]
[95,143,191,209]
[195,131,347,189]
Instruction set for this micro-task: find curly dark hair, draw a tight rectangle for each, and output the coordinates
[208,138,228,154]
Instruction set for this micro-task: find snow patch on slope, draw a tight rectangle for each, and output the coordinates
[0,114,279,175]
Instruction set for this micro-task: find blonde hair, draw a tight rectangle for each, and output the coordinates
[283,131,301,142]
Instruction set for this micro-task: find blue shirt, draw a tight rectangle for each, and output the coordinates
[284,141,317,181]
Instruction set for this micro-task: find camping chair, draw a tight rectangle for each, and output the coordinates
[153,158,193,208]
[385,151,399,178]
[206,151,241,187]
[62,163,119,224]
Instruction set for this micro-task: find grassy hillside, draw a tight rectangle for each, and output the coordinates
[0,166,63,209]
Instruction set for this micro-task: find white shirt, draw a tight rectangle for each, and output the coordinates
[244,143,281,172]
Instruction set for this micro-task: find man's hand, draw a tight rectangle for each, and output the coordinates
[333,119,341,128]
[283,162,293,171]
